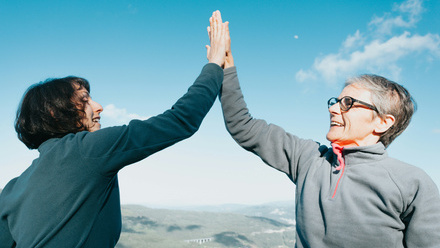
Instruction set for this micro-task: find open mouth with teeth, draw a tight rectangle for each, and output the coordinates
[92,117,100,124]
[330,121,344,127]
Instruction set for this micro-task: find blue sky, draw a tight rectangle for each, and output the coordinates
[1,0,439,206]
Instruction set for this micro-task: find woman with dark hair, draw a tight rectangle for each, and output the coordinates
[0,11,228,247]
[15,76,97,149]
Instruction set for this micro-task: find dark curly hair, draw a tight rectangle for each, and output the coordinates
[15,76,91,149]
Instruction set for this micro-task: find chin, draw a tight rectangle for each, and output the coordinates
[88,125,101,132]
[91,127,101,132]
[326,129,344,144]
[326,133,335,143]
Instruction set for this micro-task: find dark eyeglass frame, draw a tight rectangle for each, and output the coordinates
[327,96,378,112]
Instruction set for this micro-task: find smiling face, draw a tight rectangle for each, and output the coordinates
[326,84,383,147]
[75,87,103,132]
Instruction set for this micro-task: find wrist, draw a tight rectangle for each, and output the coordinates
[208,59,224,68]
[224,55,234,69]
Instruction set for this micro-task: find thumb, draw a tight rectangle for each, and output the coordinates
[205,45,211,60]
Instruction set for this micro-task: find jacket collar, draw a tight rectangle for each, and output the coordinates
[335,142,387,166]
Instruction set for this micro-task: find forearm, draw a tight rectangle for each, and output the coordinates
[122,63,224,145]
[79,63,224,176]
[165,63,224,135]
[220,66,264,150]
[220,66,300,176]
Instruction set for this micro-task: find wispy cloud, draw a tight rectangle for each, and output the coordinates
[433,129,440,134]
[101,104,150,126]
[369,0,424,35]
[296,0,440,84]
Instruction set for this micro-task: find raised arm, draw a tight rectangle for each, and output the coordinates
[216,12,323,181]
[220,66,298,178]
[73,13,229,177]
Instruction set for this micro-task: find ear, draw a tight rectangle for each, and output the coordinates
[374,114,395,134]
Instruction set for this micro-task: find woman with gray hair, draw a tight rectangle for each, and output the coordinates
[341,74,416,148]
[214,10,440,247]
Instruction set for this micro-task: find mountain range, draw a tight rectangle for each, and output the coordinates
[117,201,296,248]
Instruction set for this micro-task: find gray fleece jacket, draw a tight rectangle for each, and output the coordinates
[220,66,440,248]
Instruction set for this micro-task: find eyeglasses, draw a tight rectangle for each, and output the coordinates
[327,96,378,112]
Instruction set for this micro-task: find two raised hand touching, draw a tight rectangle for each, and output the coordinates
[206,10,233,68]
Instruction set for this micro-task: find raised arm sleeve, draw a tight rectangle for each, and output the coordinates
[75,63,224,176]
[220,66,321,182]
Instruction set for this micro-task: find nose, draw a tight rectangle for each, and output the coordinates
[91,100,103,114]
[328,102,341,115]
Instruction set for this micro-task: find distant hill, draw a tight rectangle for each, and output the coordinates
[169,201,296,225]
[116,202,296,248]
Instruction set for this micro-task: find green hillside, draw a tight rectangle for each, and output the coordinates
[116,204,296,248]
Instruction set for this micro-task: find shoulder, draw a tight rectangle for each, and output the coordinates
[0,177,19,208]
[299,139,330,158]
[381,157,438,202]
[292,136,331,167]
[383,157,431,183]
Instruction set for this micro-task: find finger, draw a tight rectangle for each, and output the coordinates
[209,16,213,37]
[216,10,223,24]
[214,13,222,39]
[221,22,227,43]
[211,18,217,41]
[210,16,218,40]
[225,21,231,52]
[205,45,211,59]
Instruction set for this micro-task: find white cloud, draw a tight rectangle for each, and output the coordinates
[295,0,440,84]
[433,129,440,134]
[101,104,150,126]
[369,0,424,35]
[295,68,316,82]
[342,30,363,50]
[299,32,440,83]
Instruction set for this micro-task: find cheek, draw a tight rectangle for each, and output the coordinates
[341,115,351,131]
[346,114,374,134]
[83,104,93,115]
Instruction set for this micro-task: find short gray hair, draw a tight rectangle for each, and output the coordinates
[345,74,416,148]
